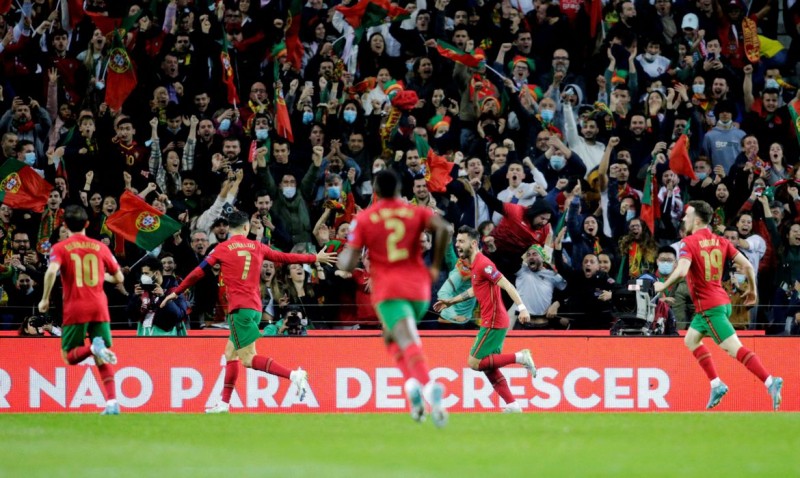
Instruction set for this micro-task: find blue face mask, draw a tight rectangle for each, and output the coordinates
[549,155,566,170]
[733,273,746,284]
[625,209,636,221]
[692,84,705,95]
[657,262,674,276]
[23,152,36,166]
[696,172,708,181]
[540,109,555,123]
[255,129,268,141]
[327,186,340,198]
[343,110,357,124]
[302,111,314,124]
[765,79,780,90]
[218,118,231,132]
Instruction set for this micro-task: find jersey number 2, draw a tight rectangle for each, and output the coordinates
[237,251,252,280]
[385,219,409,262]
[700,249,723,281]
[69,253,99,287]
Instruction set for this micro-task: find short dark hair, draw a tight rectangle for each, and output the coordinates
[227,210,250,229]
[457,225,480,241]
[374,169,401,199]
[687,200,714,225]
[63,205,88,232]
[15,140,34,153]
[657,246,676,257]
[141,257,163,273]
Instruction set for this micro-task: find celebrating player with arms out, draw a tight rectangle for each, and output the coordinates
[339,170,452,427]
[38,205,126,415]
[654,200,783,410]
[434,226,537,413]
[162,211,337,410]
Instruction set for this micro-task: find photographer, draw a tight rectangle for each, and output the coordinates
[128,258,187,336]
[262,305,308,336]
[18,314,61,337]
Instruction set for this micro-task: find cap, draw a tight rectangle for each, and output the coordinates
[681,13,699,30]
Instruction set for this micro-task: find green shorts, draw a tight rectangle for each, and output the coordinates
[375,300,429,331]
[690,304,736,344]
[228,309,262,350]
[470,327,508,359]
[61,322,112,351]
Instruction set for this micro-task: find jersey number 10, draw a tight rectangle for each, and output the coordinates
[69,253,99,287]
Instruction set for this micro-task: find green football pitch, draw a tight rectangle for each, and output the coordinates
[2,413,799,477]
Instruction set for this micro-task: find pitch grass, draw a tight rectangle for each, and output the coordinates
[2,413,799,478]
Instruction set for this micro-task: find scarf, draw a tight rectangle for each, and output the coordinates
[628,241,643,278]
[15,120,35,133]
[100,214,126,258]
[38,208,64,255]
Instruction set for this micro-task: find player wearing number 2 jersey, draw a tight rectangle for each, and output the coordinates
[339,170,452,427]
[654,200,783,410]
[38,206,126,415]
[162,211,337,410]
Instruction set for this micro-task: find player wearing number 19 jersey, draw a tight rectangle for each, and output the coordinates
[163,211,337,409]
[340,170,452,427]
[38,205,126,415]
[654,200,783,410]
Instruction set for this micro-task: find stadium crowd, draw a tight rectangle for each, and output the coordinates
[4,0,800,336]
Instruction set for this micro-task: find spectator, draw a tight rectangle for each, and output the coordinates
[511,244,567,329]
[128,258,187,336]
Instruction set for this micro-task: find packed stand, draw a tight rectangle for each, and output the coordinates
[3,0,800,335]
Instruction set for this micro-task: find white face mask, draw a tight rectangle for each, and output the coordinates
[282,186,297,199]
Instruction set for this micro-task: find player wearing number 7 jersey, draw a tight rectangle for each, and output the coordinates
[38,206,126,415]
[654,200,783,411]
[162,211,337,409]
[339,170,453,428]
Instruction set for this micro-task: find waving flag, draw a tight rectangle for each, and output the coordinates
[668,121,696,181]
[435,40,483,68]
[106,191,182,251]
[414,134,454,193]
[0,161,53,213]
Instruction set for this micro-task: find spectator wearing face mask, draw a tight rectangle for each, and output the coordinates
[653,246,694,329]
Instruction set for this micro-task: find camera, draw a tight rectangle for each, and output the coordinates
[30,314,52,328]
[141,283,156,293]
[284,307,308,336]
[610,275,677,336]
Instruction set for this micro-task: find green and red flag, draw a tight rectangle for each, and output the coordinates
[274,90,294,143]
[105,191,182,251]
[0,161,53,213]
[435,40,483,68]
[414,134,454,193]
[789,100,800,149]
[285,0,303,71]
[639,164,660,235]
[668,121,697,180]
[335,0,410,29]
[105,30,137,113]
[220,32,239,106]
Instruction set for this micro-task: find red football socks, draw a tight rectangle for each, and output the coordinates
[66,345,92,365]
[692,345,719,381]
[250,355,292,378]
[484,368,515,404]
[387,342,410,378]
[478,353,516,371]
[736,347,770,382]
[97,363,116,400]
[401,343,431,385]
[221,360,240,403]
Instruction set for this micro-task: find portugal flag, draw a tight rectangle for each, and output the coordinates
[640,166,660,235]
[435,40,482,68]
[335,0,410,29]
[0,161,53,213]
[668,129,697,181]
[105,31,137,113]
[274,90,294,143]
[285,0,303,71]
[221,33,239,106]
[105,191,182,251]
[414,134,454,193]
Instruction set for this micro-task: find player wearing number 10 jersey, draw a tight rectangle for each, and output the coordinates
[162,211,337,410]
[340,170,452,427]
[654,200,783,410]
[38,205,126,415]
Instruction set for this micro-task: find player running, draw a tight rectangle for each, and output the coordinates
[162,211,336,411]
[433,226,537,413]
[654,200,783,410]
[38,205,126,415]
[339,170,452,427]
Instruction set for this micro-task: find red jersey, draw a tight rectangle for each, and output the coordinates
[679,228,740,312]
[48,234,120,325]
[347,198,434,304]
[177,235,316,313]
[470,252,510,329]
[492,203,551,255]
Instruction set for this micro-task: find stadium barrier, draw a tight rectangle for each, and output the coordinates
[0,336,796,412]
